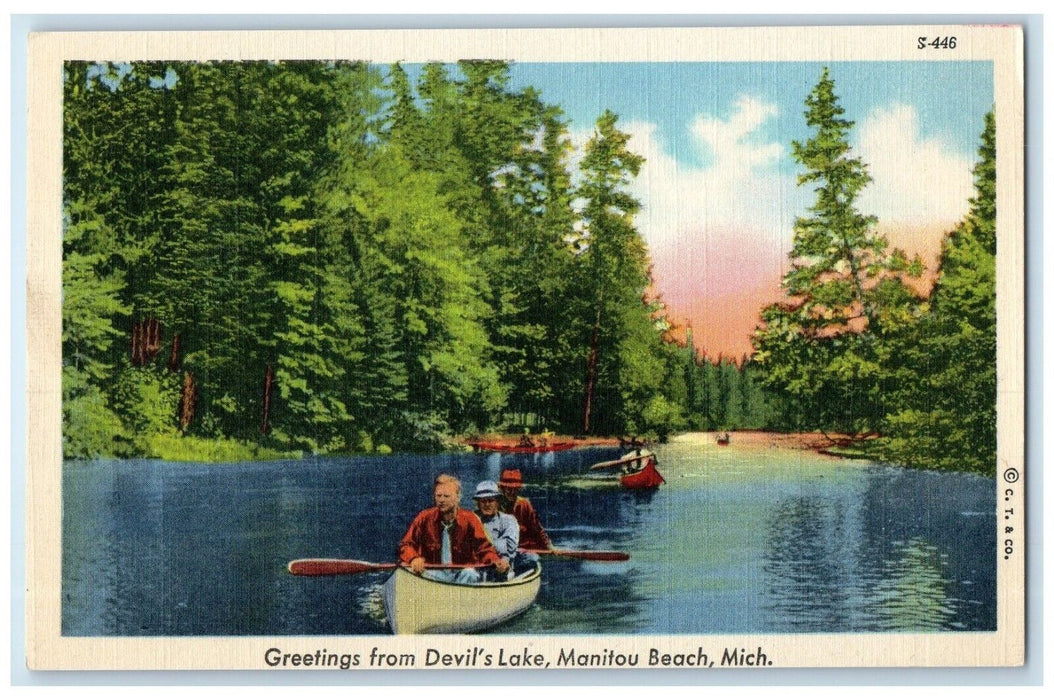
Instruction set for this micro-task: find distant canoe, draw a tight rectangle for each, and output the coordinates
[589,450,655,471]
[382,565,542,634]
[465,441,576,453]
[620,457,666,490]
[590,451,665,490]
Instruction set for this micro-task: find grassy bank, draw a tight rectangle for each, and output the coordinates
[143,434,296,463]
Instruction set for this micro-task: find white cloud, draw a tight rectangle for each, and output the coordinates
[855,104,974,227]
[566,98,799,303]
[690,95,783,172]
[576,97,800,254]
[565,98,975,275]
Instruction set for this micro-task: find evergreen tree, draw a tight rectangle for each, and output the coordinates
[877,111,996,474]
[753,68,923,435]
[573,110,678,436]
[62,61,178,455]
[487,104,580,429]
[62,202,131,455]
[260,62,376,452]
[681,328,702,429]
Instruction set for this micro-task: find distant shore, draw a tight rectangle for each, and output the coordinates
[68,429,863,463]
[670,430,861,456]
[457,433,623,451]
[459,430,859,456]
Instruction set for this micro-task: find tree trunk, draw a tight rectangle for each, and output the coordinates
[178,371,197,433]
[167,333,181,372]
[131,317,163,367]
[261,364,274,435]
[130,320,142,366]
[146,317,161,361]
[582,303,602,435]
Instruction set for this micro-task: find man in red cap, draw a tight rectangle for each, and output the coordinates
[399,474,509,583]
[497,468,552,553]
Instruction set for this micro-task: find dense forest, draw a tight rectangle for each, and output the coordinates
[62,61,996,475]
[63,60,706,458]
[751,69,996,475]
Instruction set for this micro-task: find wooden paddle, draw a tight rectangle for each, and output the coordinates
[287,559,480,576]
[589,453,652,471]
[523,548,630,562]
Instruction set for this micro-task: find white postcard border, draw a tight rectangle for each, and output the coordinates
[25,24,1026,671]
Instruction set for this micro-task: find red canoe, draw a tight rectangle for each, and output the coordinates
[619,457,666,490]
[466,441,576,454]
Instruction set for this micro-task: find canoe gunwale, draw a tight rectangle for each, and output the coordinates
[387,563,542,589]
[382,563,542,634]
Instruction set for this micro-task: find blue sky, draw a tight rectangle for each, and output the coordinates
[502,60,994,355]
[509,61,993,171]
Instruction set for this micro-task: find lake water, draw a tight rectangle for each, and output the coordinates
[62,434,996,635]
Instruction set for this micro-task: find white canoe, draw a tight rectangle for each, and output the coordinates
[382,564,541,634]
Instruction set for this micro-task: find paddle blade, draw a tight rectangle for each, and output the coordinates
[288,559,396,576]
[525,548,630,562]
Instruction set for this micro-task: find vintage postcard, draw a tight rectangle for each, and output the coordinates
[25,25,1025,671]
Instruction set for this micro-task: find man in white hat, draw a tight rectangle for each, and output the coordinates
[472,480,519,580]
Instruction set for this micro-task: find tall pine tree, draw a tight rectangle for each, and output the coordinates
[753,67,923,436]
[877,111,996,473]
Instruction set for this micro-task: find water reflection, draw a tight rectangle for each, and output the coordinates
[504,559,645,633]
[760,464,992,632]
[869,538,955,630]
[762,496,853,631]
[855,466,995,631]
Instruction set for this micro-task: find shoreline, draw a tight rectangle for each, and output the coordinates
[457,433,624,451]
[67,430,861,463]
[460,430,860,455]
[668,430,861,455]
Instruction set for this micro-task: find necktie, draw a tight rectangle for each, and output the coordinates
[441,522,452,564]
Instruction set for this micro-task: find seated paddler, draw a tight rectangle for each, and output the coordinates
[497,468,550,575]
[398,473,509,584]
[472,480,518,580]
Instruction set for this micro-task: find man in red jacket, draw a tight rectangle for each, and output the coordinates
[498,468,552,554]
[399,474,509,583]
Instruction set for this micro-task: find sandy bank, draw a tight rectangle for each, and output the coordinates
[461,431,856,454]
[669,430,856,454]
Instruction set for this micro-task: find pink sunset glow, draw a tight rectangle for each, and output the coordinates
[650,220,955,359]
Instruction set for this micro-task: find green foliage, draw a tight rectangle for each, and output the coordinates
[62,379,129,458]
[640,394,686,441]
[873,110,997,475]
[752,67,925,436]
[143,433,291,463]
[61,59,700,460]
[109,368,182,448]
